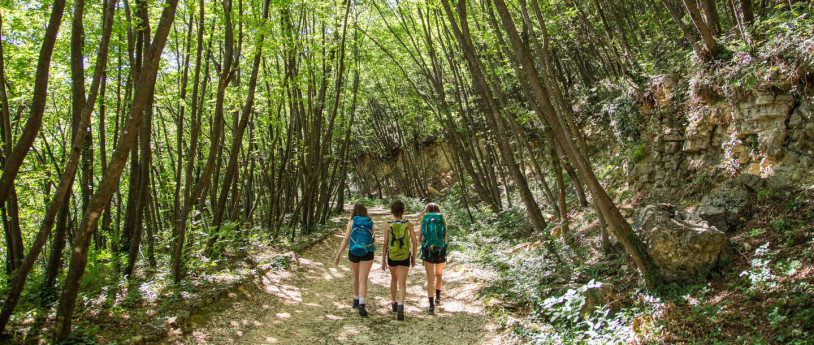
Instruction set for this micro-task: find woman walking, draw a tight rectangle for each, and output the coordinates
[418,203,448,315]
[381,200,417,320]
[335,203,376,316]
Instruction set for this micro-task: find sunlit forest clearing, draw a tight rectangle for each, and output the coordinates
[0,0,812,343]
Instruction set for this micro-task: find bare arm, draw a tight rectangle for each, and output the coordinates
[417,217,423,247]
[381,224,389,270]
[408,221,417,266]
[335,220,353,265]
[444,218,449,243]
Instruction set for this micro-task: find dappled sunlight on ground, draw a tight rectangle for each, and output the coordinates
[163,206,502,344]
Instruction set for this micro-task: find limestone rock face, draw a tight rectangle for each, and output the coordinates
[627,88,814,199]
[634,204,729,284]
[696,174,765,233]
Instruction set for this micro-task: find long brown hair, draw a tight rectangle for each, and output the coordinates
[351,203,369,218]
[424,203,440,213]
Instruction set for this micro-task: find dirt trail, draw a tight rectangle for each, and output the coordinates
[164,207,502,344]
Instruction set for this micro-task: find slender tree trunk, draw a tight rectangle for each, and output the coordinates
[39,0,90,305]
[550,147,574,247]
[0,11,24,276]
[682,0,719,57]
[0,0,68,205]
[441,0,550,238]
[487,0,660,286]
[740,0,754,25]
[564,162,588,207]
[171,0,206,283]
[206,0,271,254]
[699,0,721,36]
[99,69,111,250]
[0,0,115,332]
[124,0,154,279]
[53,0,180,339]
[659,0,706,60]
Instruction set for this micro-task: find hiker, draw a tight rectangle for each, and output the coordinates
[334,203,376,316]
[381,200,417,320]
[418,203,448,315]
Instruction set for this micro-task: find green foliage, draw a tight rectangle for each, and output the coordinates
[516,290,653,345]
[767,282,814,343]
[628,144,647,164]
[58,327,101,345]
[744,227,767,238]
[542,280,601,324]
[375,195,424,214]
[347,195,377,207]
[740,242,777,293]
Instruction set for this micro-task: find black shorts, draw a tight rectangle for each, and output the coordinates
[388,254,412,267]
[421,247,446,264]
[348,251,374,263]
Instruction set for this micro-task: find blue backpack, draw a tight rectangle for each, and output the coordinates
[421,213,446,253]
[349,216,375,256]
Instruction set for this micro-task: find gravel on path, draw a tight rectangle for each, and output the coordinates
[163,206,503,345]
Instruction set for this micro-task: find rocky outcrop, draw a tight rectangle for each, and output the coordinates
[634,204,729,284]
[630,82,813,194]
[696,174,765,233]
[580,282,618,315]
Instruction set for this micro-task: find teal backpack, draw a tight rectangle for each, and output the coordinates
[349,216,375,256]
[421,213,446,253]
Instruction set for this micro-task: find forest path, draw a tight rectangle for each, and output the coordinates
[164,206,503,344]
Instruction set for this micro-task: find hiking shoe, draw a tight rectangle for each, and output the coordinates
[391,302,398,313]
[397,305,405,320]
[435,296,441,306]
[352,299,359,309]
[427,306,434,315]
[358,304,368,317]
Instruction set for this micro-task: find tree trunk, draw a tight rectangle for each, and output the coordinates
[0,11,24,276]
[682,0,719,58]
[441,0,550,238]
[488,0,660,286]
[699,0,721,36]
[171,0,206,283]
[124,0,154,279]
[0,0,115,332]
[206,0,271,254]
[740,0,754,25]
[0,0,68,205]
[53,0,180,339]
[659,0,706,60]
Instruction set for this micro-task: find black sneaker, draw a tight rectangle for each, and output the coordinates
[359,304,368,317]
[391,302,398,313]
[427,306,434,315]
[352,299,359,308]
[397,305,405,320]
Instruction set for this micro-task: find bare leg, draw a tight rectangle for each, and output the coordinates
[424,261,435,298]
[389,266,398,302]
[434,262,445,291]
[397,266,409,304]
[358,260,374,299]
[350,261,360,297]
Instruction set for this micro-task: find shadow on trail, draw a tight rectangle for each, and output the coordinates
[165,206,500,345]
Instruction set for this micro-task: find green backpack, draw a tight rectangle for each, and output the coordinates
[388,220,411,261]
[421,213,446,253]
